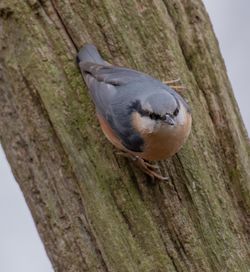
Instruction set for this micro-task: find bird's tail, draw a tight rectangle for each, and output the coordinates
[77,44,105,65]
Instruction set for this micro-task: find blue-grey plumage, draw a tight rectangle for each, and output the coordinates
[77,44,192,167]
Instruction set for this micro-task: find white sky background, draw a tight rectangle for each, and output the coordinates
[203,0,250,133]
[0,1,249,271]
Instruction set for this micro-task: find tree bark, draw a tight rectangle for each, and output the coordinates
[0,0,249,271]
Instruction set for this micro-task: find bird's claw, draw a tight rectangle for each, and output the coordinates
[134,156,168,181]
[163,78,186,92]
[143,161,160,170]
[163,78,181,84]
[116,152,168,180]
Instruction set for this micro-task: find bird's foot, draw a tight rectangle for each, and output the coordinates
[116,151,135,159]
[163,78,181,85]
[169,85,186,92]
[135,156,168,181]
[163,78,186,92]
[116,151,168,180]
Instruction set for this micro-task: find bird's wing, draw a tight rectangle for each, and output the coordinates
[78,63,118,116]
[106,98,144,152]
[79,62,145,152]
[80,62,152,86]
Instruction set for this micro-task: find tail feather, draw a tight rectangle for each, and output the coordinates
[77,44,105,65]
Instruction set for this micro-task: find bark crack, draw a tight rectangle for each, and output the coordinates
[50,0,78,51]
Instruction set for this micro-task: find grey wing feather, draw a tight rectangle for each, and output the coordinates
[106,98,144,152]
[77,44,152,115]
[77,45,146,152]
[78,57,152,116]
[81,63,152,86]
[82,70,118,116]
[79,61,145,152]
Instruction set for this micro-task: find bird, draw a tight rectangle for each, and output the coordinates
[77,44,192,180]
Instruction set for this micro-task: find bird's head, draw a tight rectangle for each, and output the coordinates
[131,92,189,134]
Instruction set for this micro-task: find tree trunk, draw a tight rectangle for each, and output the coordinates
[0,0,249,271]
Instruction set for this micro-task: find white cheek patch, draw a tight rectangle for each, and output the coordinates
[140,116,156,133]
[132,112,156,134]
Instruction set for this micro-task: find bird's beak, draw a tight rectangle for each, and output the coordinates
[165,114,175,126]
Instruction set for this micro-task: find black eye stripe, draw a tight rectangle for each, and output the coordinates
[149,112,161,120]
[136,109,163,120]
[130,99,178,121]
[173,107,179,116]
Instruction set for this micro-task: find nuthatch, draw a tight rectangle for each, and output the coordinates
[77,44,192,180]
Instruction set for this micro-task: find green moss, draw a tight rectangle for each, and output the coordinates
[3,0,249,271]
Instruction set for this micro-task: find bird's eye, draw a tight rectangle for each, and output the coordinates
[149,113,155,119]
[173,107,179,116]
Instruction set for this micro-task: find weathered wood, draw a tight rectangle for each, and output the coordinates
[0,0,249,271]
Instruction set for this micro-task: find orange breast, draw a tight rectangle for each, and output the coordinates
[97,112,192,161]
[139,114,192,161]
[96,113,125,151]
